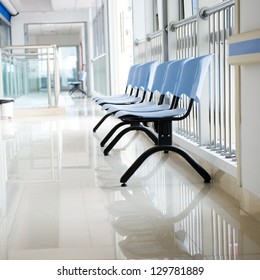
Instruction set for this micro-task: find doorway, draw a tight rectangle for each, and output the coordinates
[58,46,79,91]
[25,22,86,92]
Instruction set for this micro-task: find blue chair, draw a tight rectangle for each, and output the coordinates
[98,61,158,106]
[102,58,189,154]
[114,54,213,185]
[68,71,87,95]
[93,61,158,132]
[104,60,176,113]
[99,60,176,147]
[92,63,140,102]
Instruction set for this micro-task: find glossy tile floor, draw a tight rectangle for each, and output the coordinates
[1,95,260,260]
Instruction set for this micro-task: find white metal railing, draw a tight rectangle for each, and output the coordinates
[169,15,197,59]
[169,1,236,160]
[0,45,60,107]
[134,28,166,63]
[146,29,165,62]
[134,38,147,64]
[132,1,236,164]
[201,0,236,159]
[169,15,199,143]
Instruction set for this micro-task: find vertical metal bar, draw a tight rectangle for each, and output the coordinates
[217,11,222,151]
[0,51,4,98]
[194,21,197,57]
[191,22,194,57]
[185,95,188,135]
[188,23,191,57]
[182,25,184,58]
[176,28,179,59]
[184,24,187,58]
[222,8,227,154]
[53,46,59,106]
[213,13,217,149]
[188,23,193,139]
[227,6,235,158]
[196,103,199,143]
[6,55,10,97]
[228,7,232,156]
[47,47,52,107]
[208,14,213,147]
[185,23,188,135]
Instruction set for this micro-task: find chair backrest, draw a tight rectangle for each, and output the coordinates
[146,61,159,92]
[135,61,159,92]
[79,71,87,82]
[125,64,140,88]
[150,60,175,93]
[130,64,142,88]
[175,54,213,102]
[161,58,191,95]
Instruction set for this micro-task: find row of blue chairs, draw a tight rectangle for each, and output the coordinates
[92,55,213,186]
[92,61,158,131]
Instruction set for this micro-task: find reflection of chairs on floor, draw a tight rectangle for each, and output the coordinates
[68,71,87,96]
[109,186,210,259]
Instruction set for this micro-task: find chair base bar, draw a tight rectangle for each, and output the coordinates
[69,87,87,95]
[100,121,130,147]
[93,112,113,132]
[120,145,211,186]
[104,123,158,155]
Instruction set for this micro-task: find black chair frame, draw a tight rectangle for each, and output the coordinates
[118,99,211,186]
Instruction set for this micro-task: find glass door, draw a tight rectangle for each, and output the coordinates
[58,46,79,91]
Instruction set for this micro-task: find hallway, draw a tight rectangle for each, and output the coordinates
[1,97,260,260]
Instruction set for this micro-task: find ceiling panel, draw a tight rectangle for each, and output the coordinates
[28,23,83,36]
[10,0,93,38]
[10,0,53,12]
[10,0,95,12]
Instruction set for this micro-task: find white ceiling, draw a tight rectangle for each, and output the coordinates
[28,23,84,36]
[10,0,96,12]
[10,0,97,38]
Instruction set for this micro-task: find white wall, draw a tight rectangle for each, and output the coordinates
[239,0,260,197]
[30,34,80,46]
[132,0,146,40]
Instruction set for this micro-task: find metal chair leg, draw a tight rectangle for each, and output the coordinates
[120,145,211,186]
[100,121,130,147]
[104,124,158,155]
[93,112,113,132]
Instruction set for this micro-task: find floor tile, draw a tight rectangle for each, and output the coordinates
[1,97,260,259]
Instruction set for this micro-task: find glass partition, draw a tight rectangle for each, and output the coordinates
[0,45,60,108]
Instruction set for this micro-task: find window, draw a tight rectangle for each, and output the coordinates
[0,19,11,46]
[93,4,105,58]
[180,0,198,19]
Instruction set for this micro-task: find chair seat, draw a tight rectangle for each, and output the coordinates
[68,81,81,86]
[97,95,142,106]
[93,93,128,101]
[115,107,186,119]
[106,101,158,113]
